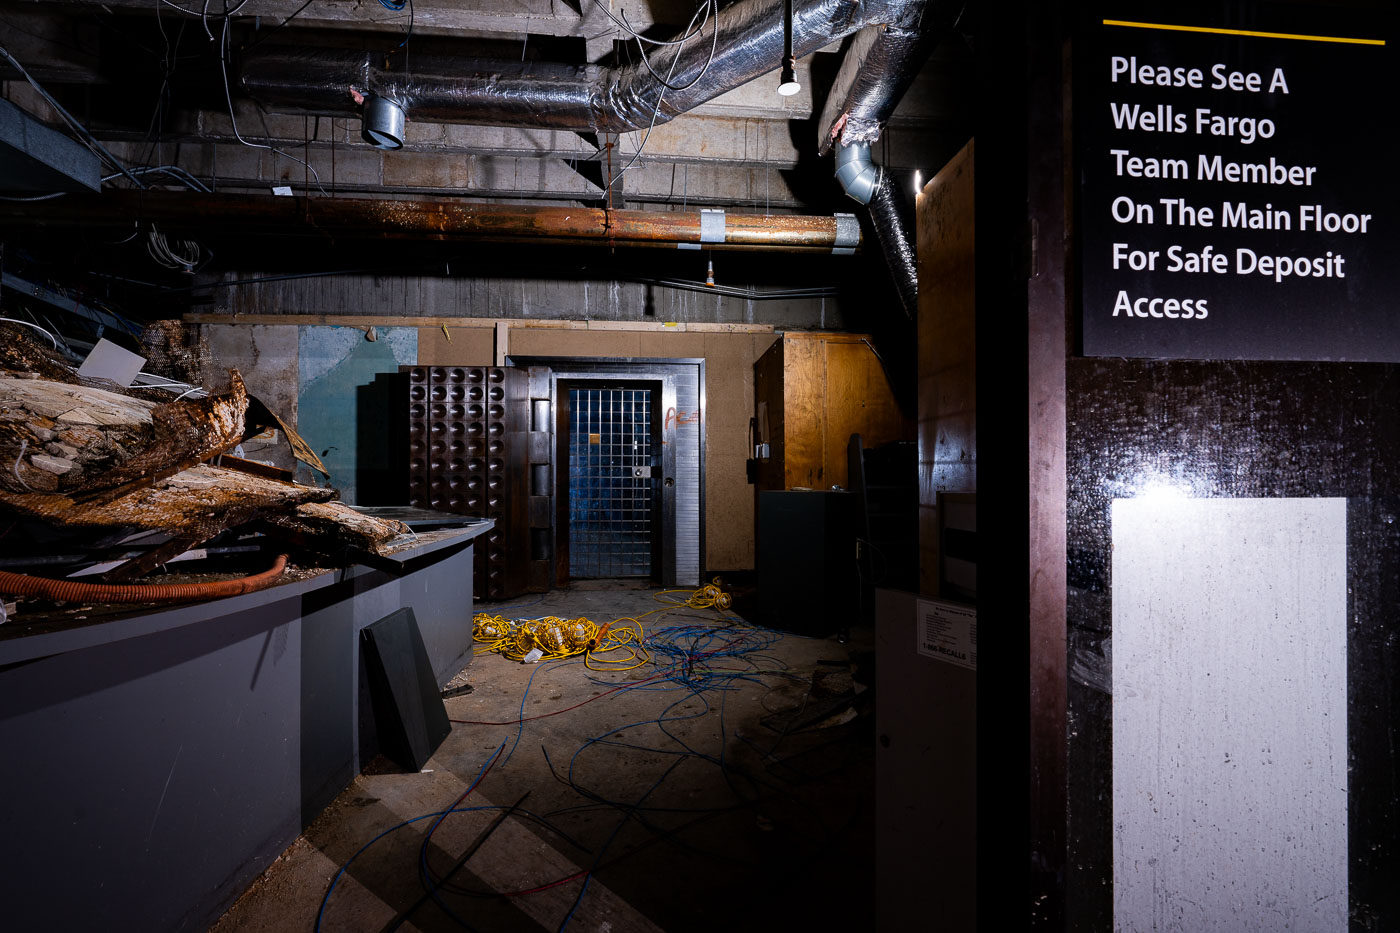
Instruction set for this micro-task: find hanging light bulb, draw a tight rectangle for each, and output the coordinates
[777,0,800,97]
[705,259,716,287]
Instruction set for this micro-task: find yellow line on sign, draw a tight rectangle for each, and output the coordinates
[1102,19,1385,46]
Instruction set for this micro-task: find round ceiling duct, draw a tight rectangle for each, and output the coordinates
[361,95,406,150]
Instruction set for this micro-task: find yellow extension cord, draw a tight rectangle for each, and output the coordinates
[472,578,733,671]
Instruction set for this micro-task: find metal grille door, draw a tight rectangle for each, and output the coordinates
[568,387,655,577]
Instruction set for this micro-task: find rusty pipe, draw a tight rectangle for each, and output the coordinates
[0,553,289,604]
[0,191,861,253]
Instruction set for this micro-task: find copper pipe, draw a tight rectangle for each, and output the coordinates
[0,554,290,604]
[0,191,861,253]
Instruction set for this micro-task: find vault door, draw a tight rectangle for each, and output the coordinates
[566,384,659,578]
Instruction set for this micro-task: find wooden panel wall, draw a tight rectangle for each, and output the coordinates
[822,337,909,487]
[753,333,912,492]
[752,343,786,492]
[918,140,976,597]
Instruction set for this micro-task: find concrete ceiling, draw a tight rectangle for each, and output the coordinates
[0,0,973,211]
[0,0,972,344]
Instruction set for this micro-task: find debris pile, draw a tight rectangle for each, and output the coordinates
[0,323,412,617]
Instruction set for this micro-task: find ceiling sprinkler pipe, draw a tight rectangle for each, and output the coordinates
[834,143,881,205]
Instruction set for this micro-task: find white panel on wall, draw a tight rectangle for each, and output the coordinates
[1112,497,1347,933]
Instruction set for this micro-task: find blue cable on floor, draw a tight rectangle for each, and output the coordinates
[317,742,506,932]
[556,757,685,933]
[415,741,506,928]
[319,613,836,932]
[315,807,490,933]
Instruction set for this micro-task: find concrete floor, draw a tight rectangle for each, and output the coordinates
[209,580,875,933]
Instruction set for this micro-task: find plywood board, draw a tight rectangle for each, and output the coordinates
[917,139,976,597]
[823,339,911,490]
[635,331,706,358]
[782,336,826,488]
[512,329,644,358]
[416,326,493,366]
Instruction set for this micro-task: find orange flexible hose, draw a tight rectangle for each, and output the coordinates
[0,554,290,604]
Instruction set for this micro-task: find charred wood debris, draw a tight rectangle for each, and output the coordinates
[0,322,411,624]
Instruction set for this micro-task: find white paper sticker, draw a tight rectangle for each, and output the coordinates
[915,598,976,671]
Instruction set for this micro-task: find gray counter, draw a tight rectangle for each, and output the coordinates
[0,520,490,932]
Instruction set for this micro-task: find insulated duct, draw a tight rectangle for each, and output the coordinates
[817,20,944,155]
[822,0,954,321]
[865,175,918,320]
[835,143,915,320]
[240,0,922,133]
[835,143,916,320]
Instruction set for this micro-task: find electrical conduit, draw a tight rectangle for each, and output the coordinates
[0,554,290,604]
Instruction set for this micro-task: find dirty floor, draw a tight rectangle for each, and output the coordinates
[209,581,875,933]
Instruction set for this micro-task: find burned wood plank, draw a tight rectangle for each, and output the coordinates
[0,371,248,496]
[0,463,334,541]
[247,397,329,477]
[78,372,248,491]
[98,533,211,584]
[261,501,412,557]
[216,454,295,484]
[0,322,85,384]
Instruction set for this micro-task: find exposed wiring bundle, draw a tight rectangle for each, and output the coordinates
[471,578,733,668]
[315,575,867,932]
[473,612,648,668]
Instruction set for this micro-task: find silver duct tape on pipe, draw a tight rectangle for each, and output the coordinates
[832,212,860,255]
[865,174,918,320]
[240,0,919,133]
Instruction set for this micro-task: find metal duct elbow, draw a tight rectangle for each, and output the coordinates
[834,143,882,205]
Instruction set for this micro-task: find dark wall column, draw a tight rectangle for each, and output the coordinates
[1027,1,1070,928]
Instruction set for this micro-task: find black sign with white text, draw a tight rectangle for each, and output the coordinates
[1079,6,1398,360]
